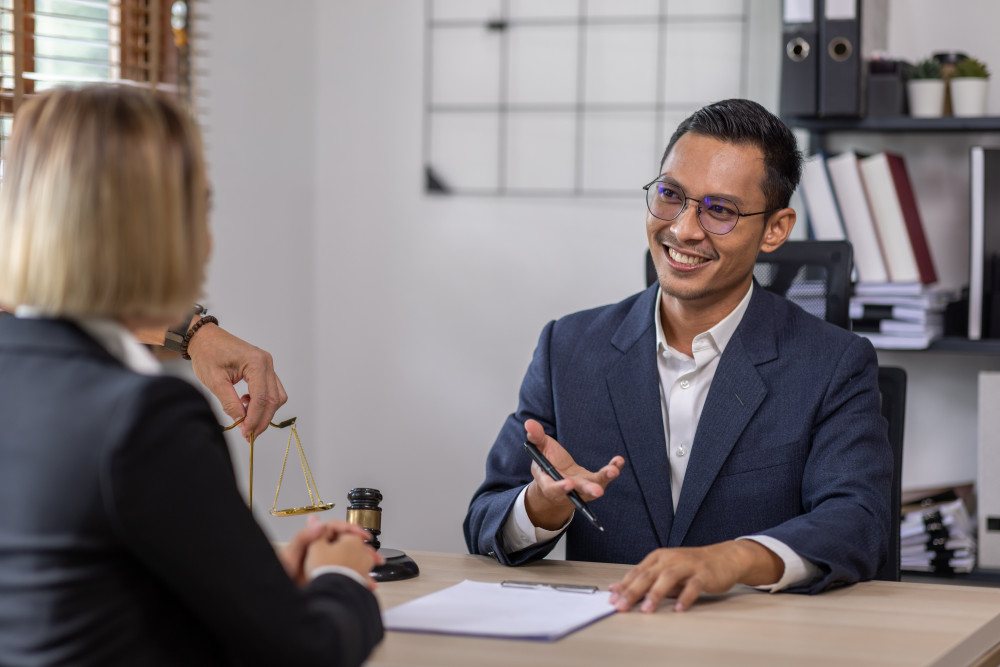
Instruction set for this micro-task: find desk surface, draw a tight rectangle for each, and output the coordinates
[368,551,1000,667]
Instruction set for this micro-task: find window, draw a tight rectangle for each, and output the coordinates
[0,0,198,164]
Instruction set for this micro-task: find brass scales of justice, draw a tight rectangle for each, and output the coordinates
[220,415,419,581]
[222,416,333,516]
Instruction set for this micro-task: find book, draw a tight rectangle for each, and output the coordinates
[854,330,937,350]
[852,317,942,336]
[858,152,937,284]
[969,146,1000,340]
[800,152,847,241]
[825,151,889,283]
[851,293,951,310]
[849,302,940,324]
[854,281,926,296]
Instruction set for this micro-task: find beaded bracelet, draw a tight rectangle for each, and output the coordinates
[180,314,219,360]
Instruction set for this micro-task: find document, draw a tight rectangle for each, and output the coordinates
[382,579,616,641]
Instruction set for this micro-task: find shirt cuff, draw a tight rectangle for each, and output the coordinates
[309,564,369,588]
[737,535,821,592]
[500,485,572,553]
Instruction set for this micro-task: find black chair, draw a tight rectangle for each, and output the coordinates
[875,365,906,582]
[645,240,905,581]
[646,240,853,329]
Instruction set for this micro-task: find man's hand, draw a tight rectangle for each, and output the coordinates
[278,517,374,586]
[522,418,624,530]
[186,324,287,441]
[608,540,785,613]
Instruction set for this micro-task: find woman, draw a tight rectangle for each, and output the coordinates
[0,86,384,666]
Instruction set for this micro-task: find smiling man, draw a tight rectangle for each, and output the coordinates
[464,99,892,613]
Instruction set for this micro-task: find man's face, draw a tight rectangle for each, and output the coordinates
[646,132,774,311]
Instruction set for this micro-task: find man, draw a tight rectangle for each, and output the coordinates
[464,99,891,613]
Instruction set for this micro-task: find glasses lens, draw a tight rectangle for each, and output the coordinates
[648,181,685,221]
[699,196,740,234]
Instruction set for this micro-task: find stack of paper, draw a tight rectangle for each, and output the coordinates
[900,488,977,574]
[849,282,953,349]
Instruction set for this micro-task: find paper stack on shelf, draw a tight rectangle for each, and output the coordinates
[850,282,953,349]
[900,485,977,575]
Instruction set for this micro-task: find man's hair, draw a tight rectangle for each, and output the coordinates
[660,98,803,211]
[0,85,208,322]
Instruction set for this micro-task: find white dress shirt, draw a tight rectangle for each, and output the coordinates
[501,285,819,591]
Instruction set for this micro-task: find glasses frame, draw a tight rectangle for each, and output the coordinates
[642,177,775,236]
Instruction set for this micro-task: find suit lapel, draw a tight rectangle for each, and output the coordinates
[667,286,778,546]
[607,287,674,547]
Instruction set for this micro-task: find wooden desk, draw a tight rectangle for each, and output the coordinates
[368,551,1000,667]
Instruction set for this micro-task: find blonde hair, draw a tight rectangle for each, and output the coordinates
[0,85,209,322]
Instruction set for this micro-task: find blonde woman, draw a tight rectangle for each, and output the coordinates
[0,86,384,666]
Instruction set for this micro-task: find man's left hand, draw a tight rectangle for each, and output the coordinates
[608,540,784,613]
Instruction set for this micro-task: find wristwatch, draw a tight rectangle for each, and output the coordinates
[163,304,206,354]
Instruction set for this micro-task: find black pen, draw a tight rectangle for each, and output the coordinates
[523,440,604,532]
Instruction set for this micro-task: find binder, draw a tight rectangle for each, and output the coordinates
[825,151,889,283]
[780,0,819,118]
[968,147,1000,340]
[858,152,937,285]
[979,372,1000,569]
[818,0,888,117]
[800,152,847,241]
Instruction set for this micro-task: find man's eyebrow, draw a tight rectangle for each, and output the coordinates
[658,174,749,207]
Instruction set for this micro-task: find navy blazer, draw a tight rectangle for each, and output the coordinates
[464,284,892,594]
[0,317,383,666]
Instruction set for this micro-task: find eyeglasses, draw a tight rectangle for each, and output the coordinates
[642,178,774,235]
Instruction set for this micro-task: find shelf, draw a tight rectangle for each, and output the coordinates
[784,115,1000,133]
[902,567,1000,587]
[926,337,1000,354]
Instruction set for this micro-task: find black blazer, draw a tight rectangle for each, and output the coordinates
[0,317,383,666]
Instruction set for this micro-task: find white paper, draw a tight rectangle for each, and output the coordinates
[382,580,616,641]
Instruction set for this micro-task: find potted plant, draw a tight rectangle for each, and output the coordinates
[907,58,945,118]
[950,56,990,117]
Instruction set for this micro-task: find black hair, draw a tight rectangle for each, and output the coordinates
[660,99,803,211]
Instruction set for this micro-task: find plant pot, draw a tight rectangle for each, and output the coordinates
[950,77,989,117]
[907,79,946,118]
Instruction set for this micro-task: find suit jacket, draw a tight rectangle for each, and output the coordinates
[0,317,383,666]
[464,284,892,593]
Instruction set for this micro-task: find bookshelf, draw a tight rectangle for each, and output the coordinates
[786,115,1000,134]
[786,114,1000,355]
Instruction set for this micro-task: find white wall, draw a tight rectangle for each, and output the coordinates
[200,0,1000,551]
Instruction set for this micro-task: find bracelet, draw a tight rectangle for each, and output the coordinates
[180,314,219,360]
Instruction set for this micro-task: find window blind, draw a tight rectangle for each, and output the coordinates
[0,0,202,167]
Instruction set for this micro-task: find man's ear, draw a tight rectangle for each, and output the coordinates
[759,208,796,253]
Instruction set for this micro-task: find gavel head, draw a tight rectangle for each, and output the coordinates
[346,487,383,550]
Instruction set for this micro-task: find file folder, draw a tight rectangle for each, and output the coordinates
[818,0,888,117]
[779,0,819,118]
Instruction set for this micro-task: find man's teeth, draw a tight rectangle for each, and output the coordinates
[668,248,707,266]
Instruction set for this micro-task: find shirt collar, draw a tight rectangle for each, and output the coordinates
[654,282,754,359]
[14,305,162,375]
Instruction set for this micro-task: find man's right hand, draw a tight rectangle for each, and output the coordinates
[523,418,624,530]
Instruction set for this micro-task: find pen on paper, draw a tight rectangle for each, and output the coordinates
[522,440,605,532]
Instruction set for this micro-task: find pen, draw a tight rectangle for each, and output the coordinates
[523,440,604,532]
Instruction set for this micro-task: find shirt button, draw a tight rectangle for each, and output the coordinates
[675,444,687,457]
[680,380,690,389]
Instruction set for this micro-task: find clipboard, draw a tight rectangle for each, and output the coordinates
[382,579,616,641]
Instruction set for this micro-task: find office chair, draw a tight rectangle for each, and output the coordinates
[644,240,905,582]
[645,240,853,329]
[875,365,906,582]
